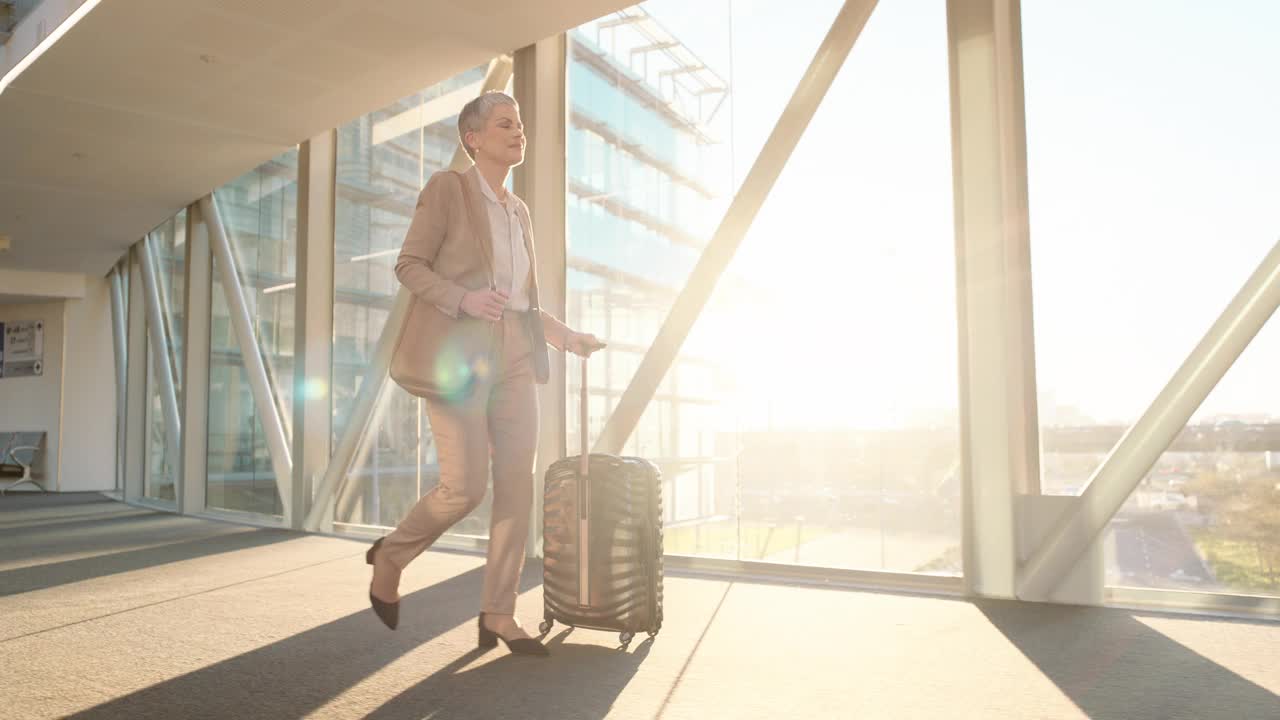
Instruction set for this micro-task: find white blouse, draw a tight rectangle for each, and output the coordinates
[470,166,531,312]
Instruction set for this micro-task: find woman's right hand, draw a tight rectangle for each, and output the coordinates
[460,289,509,322]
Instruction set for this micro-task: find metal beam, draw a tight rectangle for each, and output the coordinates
[1019,237,1280,600]
[200,194,294,519]
[304,56,515,532]
[945,0,1039,598]
[994,0,1040,498]
[292,130,337,530]
[631,42,679,55]
[138,233,182,492]
[515,34,569,557]
[593,0,880,456]
[598,16,643,30]
[266,340,294,444]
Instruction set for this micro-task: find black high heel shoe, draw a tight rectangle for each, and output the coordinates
[366,538,399,630]
[478,612,550,656]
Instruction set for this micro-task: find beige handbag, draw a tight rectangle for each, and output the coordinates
[389,172,497,402]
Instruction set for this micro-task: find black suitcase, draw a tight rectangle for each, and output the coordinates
[539,357,663,645]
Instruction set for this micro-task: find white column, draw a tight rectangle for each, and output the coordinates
[946,0,1040,598]
[593,0,881,456]
[514,35,568,557]
[200,194,294,519]
[181,203,213,515]
[109,265,128,494]
[124,246,148,502]
[292,130,337,530]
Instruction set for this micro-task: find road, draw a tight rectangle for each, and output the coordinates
[1107,511,1217,590]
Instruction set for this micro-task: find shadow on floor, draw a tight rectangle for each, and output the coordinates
[0,526,297,597]
[0,506,154,533]
[0,492,114,513]
[0,493,163,536]
[64,566,568,720]
[0,510,213,553]
[366,630,653,720]
[977,599,1280,720]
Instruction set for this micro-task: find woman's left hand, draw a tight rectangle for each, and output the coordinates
[566,332,606,357]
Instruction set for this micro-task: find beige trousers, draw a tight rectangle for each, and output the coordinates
[380,311,539,616]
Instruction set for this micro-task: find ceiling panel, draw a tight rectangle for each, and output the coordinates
[0,0,629,277]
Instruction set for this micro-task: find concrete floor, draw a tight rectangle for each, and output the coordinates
[2,493,1279,719]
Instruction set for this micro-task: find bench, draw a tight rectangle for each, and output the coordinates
[0,431,46,494]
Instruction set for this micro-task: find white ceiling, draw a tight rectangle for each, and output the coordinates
[0,0,627,277]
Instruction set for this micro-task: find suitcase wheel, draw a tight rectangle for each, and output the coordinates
[619,631,635,645]
[538,619,554,635]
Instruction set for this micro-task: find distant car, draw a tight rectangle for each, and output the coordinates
[1149,492,1193,512]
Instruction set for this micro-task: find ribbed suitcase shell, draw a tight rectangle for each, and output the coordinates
[542,453,663,639]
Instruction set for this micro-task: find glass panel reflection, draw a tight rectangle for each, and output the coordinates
[143,210,186,504]
[206,150,298,516]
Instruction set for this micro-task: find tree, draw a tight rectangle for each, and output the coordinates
[1189,466,1280,589]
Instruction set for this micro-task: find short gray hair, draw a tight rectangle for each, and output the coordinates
[458,91,518,160]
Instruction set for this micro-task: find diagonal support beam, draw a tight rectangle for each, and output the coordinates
[593,0,880,456]
[138,232,182,484]
[201,194,294,519]
[1019,237,1280,600]
[304,56,514,532]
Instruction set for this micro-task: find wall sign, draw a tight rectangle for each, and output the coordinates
[0,321,45,378]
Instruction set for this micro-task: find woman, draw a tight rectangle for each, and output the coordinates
[366,91,604,656]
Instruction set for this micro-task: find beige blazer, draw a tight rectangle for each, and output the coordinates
[395,168,570,383]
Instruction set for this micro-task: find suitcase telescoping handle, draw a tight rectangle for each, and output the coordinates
[579,355,589,477]
[578,354,591,607]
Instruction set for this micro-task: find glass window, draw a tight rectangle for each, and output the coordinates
[206,149,298,516]
[1024,3,1280,596]
[331,64,496,532]
[143,210,187,504]
[570,0,960,574]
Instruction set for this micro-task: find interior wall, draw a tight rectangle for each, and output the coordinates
[0,300,65,490]
[58,275,117,492]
